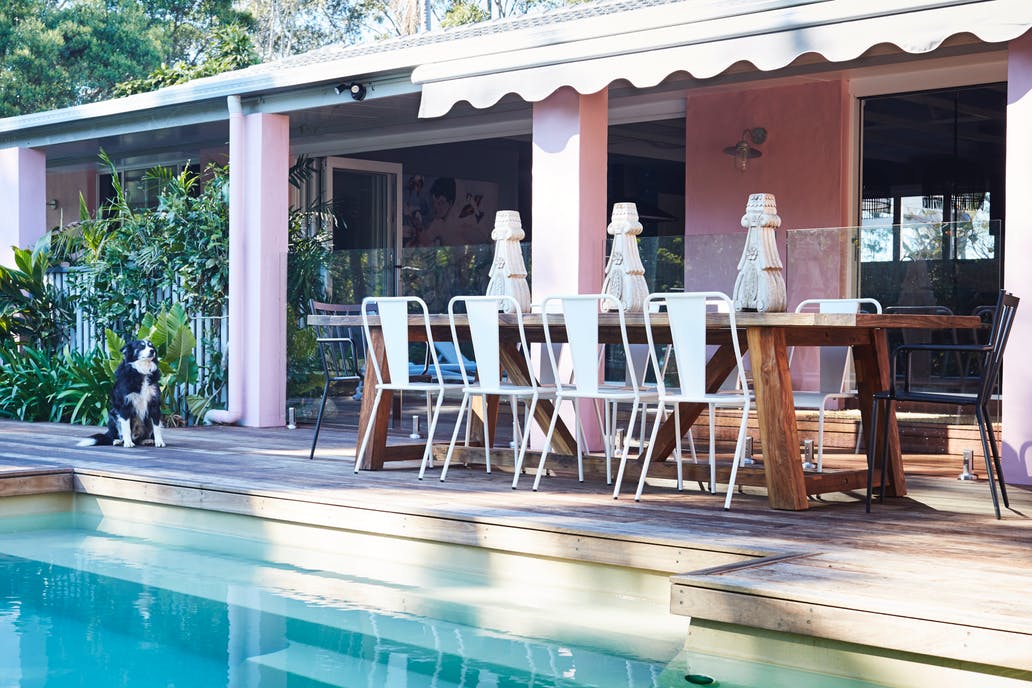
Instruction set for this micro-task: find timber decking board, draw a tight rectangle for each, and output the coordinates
[0,418,1029,672]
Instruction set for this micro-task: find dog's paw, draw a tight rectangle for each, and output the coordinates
[154,438,166,448]
[122,438,135,448]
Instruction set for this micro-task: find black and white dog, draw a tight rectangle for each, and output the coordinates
[78,339,166,448]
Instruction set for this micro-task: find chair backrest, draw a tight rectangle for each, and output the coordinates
[361,296,442,387]
[644,291,748,399]
[448,295,532,390]
[794,298,883,393]
[977,289,1019,403]
[541,294,636,395]
[310,300,364,381]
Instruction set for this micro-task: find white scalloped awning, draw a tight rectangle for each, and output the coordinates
[414,0,1032,118]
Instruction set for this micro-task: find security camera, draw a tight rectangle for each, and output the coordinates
[334,82,367,101]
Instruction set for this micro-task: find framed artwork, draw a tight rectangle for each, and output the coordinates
[403,174,499,247]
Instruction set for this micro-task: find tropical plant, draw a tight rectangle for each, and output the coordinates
[54,346,117,425]
[0,342,65,422]
[0,240,70,350]
[285,155,335,399]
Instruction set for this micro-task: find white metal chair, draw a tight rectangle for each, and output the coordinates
[621,291,750,509]
[354,296,456,475]
[791,297,882,471]
[434,295,551,481]
[515,294,656,491]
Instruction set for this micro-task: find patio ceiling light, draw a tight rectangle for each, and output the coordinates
[723,127,767,172]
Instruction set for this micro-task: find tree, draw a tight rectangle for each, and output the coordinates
[113,24,259,97]
[0,0,163,116]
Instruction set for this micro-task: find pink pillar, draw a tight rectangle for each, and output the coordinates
[531,87,609,450]
[1003,32,1032,485]
[531,87,608,299]
[0,147,46,266]
[239,112,289,427]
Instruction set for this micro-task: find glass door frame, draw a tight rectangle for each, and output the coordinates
[323,156,404,296]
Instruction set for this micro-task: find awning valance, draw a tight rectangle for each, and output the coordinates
[414,0,1032,118]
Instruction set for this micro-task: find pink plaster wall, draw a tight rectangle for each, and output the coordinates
[530,87,609,450]
[46,169,97,230]
[683,81,852,306]
[0,147,47,266]
[1003,32,1032,485]
[240,113,290,428]
[530,86,608,301]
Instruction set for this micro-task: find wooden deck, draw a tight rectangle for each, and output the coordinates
[0,417,1029,681]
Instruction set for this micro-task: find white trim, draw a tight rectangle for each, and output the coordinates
[416,0,1030,118]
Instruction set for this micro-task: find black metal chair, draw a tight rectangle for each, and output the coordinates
[308,300,364,460]
[867,289,1019,518]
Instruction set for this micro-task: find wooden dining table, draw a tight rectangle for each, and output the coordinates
[308,310,982,510]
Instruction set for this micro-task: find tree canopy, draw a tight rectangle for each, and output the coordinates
[0,0,573,117]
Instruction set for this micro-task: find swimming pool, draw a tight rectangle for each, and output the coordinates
[0,492,967,688]
[0,494,697,687]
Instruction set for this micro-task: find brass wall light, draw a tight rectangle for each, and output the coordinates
[723,127,767,171]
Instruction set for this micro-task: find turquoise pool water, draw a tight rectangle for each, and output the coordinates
[0,496,692,688]
[3,495,990,688]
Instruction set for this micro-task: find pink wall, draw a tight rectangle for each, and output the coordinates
[0,147,47,266]
[530,87,609,450]
[683,80,852,306]
[1003,32,1032,485]
[46,169,97,231]
[682,81,853,390]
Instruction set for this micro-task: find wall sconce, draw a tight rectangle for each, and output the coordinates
[723,127,767,172]
[334,81,367,101]
[46,199,59,210]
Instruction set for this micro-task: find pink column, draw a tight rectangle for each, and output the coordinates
[1004,32,1032,485]
[0,147,46,266]
[240,112,290,427]
[531,87,608,450]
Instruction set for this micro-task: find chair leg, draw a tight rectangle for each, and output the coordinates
[708,404,717,493]
[308,380,331,460]
[436,392,470,482]
[674,408,683,491]
[573,402,585,483]
[865,397,879,513]
[530,403,563,491]
[975,405,1003,519]
[513,395,538,481]
[483,394,492,475]
[615,400,640,496]
[982,402,1009,509]
[420,389,446,481]
[816,404,827,472]
[604,400,614,485]
[722,403,751,511]
[631,403,665,501]
[354,389,383,474]
[510,395,520,463]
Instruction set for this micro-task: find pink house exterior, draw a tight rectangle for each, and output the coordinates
[2,0,1032,481]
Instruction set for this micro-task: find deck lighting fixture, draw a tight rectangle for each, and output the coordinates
[335,82,367,101]
[723,127,767,171]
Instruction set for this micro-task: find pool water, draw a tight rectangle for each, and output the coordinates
[0,496,692,688]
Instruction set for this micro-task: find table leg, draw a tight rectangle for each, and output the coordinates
[853,328,907,496]
[356,330,392,470]
[468,395,501,447]
[747,326,809,511]
[499,343,577,455]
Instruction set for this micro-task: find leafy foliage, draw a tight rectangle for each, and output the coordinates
[0,307,207,427]
[112,24,258,97]
[52,152,229,330]
[0,240,70,351]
